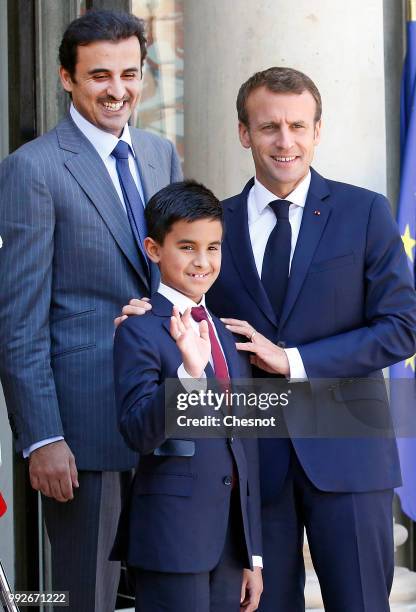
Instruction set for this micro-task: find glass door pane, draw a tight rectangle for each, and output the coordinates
[132,0,184,163]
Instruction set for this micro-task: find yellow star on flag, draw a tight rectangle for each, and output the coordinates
[401,224,416,263]
[405,353,416,373]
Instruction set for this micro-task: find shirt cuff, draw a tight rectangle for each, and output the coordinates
[23,436,64,459]
[252,555,263,568]
[177,364,207,392]
[284,347,308,381]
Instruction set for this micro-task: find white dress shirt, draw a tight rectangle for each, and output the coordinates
[247,173,311,381]
[24,105,145,458]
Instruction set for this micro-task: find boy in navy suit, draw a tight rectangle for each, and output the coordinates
[112,180,263,612]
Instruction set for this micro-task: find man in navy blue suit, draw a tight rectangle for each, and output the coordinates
[118,68,416,611]
[112,181,263,612]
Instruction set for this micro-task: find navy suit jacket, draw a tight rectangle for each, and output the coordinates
[0,116,182,470]
[112,292,262,573]
[207,169,416,498]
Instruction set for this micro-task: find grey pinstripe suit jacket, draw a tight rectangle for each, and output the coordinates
[0,116,182,470]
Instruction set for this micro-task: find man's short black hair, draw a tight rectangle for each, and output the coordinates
[59,9,147,79]
[145,180,223,245]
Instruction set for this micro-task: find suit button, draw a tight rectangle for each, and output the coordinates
[277,341,286,348]
[229,437,234,444]
[223,475,233,486]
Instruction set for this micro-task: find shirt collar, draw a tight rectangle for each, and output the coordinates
[253,170,311,215]
[70,103,135,161]
[158,282,207,313]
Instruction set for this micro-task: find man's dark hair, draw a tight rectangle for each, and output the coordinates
[237,66,322,126]
[145,180,223,245]
[59,9,147,79]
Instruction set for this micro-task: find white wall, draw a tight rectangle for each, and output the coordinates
[184,0,390,198]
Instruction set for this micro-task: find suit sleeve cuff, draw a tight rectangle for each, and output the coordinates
[252,555,263,568]
[284,347,308,381]
[23,436,64,459]
[177,364,207,392]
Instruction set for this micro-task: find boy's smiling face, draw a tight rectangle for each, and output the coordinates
[144,218,223,303]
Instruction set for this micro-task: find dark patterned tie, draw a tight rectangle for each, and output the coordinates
[111,141,148,268]
[261,200,292,320]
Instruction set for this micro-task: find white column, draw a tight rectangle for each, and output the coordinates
[184,0,390,199]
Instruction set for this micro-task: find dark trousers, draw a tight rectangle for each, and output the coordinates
[133,492,246,612]
[43,470,131,612]
[259,448,394,612]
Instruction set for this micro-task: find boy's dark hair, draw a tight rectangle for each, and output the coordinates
[145,180,223,244]
[237,66,322,126]
[59,9,147,79]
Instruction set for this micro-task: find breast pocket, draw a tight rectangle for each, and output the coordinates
[308,252,355,274]
[50,308,96,358]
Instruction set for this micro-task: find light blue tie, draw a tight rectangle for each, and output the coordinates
[112,140,149,269]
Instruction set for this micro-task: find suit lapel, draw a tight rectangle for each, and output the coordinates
[153,292,175,321]
[155,294,189,352]
[224,179,277,327]
[130,129,167,293]
[279,169,332,330]
[57,117,149,290]
[130,129,158,202]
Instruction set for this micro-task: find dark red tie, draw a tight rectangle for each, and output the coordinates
[191,306,230,387]
[191,306,237,488]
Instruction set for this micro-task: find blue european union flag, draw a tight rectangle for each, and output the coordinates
[391,15,416,521]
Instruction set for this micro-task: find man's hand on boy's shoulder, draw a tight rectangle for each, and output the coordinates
[240,567,263,611]
[114,297,152,327]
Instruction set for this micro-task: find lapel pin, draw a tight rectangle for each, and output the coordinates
[313,210,321,216]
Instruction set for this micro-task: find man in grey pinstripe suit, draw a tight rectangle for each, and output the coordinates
[0,10,182,611]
